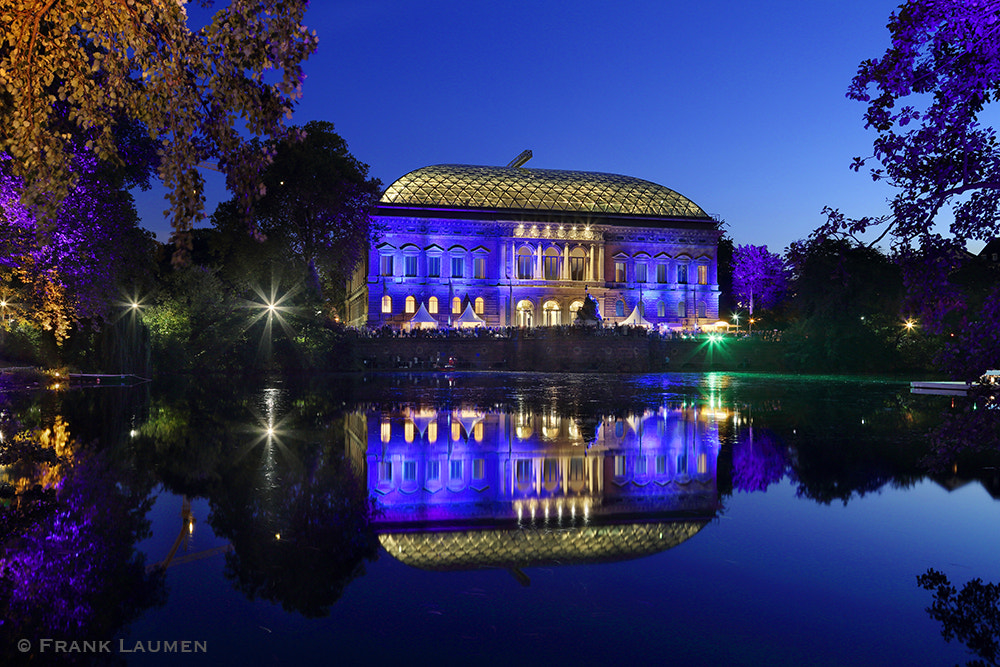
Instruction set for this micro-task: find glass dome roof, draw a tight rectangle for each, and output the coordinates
[380,164,710,219]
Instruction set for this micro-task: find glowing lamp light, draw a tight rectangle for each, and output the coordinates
[904,319,916,330]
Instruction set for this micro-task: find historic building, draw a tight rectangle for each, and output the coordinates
[346,158,722,330]
[344,402,722,569]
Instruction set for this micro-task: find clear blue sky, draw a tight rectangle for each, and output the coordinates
[137,0,939,254]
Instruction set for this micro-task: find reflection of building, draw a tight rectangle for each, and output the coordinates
[346,403,723,569]
[346,161,722,330]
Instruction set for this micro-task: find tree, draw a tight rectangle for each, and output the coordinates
[213,121,381,307]
[0,1,318,260]
[782,238,906,372]
[818,0,1000,248]
[918,568,1000,667]
[731,244,786,330]
[0,151,156,344]
[819,1,1000,380]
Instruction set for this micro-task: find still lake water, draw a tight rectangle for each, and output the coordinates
[3,372,998,666]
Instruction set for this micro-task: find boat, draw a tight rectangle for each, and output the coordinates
[910,370,1000,396]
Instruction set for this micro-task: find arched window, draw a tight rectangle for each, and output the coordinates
[474,297,484,315]
[569,300,584,321]
[516,247,534,279]
[615,300,625,317]
[405,296,416,314]
[381,295,392,314]
[452,297,462,314]
[543,247,561,280]
[657,301,666,318]
[570,247,587,281]
[516,300,533,328]
[678,301,687,318]
[543,300,561,326]
[428,296,439,314]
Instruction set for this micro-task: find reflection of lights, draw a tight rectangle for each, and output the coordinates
[275,533,281,540]
[129,429,138,438]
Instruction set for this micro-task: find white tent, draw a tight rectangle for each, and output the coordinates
[404,303,439,331]
[620,305,652,328]
[455,303,486,328]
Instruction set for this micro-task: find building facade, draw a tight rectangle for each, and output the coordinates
[346,162,722,330]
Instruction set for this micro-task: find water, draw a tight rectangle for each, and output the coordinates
[2,372,996,666]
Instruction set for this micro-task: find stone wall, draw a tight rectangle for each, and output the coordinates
[346,334,788,373]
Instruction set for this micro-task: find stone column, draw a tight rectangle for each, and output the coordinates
[562,244,569,281]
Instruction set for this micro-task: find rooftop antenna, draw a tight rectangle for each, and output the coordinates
[506,149,533,168]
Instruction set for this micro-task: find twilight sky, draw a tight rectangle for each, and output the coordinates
[137,0,939,254]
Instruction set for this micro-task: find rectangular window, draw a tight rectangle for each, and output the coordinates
[614,455,627,477]
[635,264,647,283]
[615,262,626,283]
[403,461,416,481]
[543,255,560,280]
[474,257,486,279]
[404,256,417,277]
[656,455,666,475]
[697,264,708,285]
[517,255,534,279]
[450,460,463,480]
[379,255,393,277]
[570,257,586,281]
[451,257,464,278]
[428,256,441,277]
[516,459,532,483]
[473,458,485,480]
[378,461,392,482]
[657,263,668,283]
[677,264,688,284]
[427,460,440,481]
[636,456,648,475]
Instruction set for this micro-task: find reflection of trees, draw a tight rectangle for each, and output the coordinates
[923,390,1000,474]
[727,385,931,505]
[918,568,1000,667]
[207,437,379,618]
[131,377,379,618]
[0,430,164,663]
[731,427,789,493]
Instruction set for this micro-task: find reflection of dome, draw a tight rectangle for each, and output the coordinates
[379,521,708,571]
[381,164,710,220]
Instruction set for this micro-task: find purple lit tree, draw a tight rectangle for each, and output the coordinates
[821,0,1000,248]
[731,244,786,330]
[0,153,154,343]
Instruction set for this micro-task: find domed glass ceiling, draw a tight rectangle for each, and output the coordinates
[380,164,710,219]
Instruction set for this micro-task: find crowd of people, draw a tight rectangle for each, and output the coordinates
[343,323,783,342]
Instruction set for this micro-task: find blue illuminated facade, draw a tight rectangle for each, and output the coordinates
[346,162,722,330]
